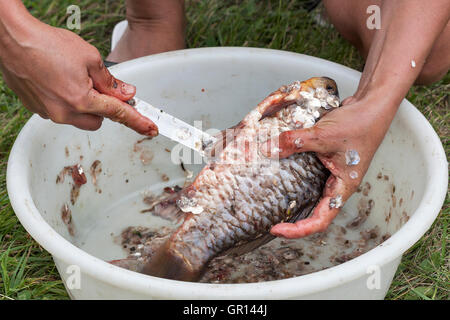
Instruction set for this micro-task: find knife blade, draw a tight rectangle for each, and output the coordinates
[128,97,217,156]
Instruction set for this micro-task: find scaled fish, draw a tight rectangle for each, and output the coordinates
[141,77,340,281]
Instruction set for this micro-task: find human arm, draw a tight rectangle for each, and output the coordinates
[266,0,450,238]
[0,0,158,135]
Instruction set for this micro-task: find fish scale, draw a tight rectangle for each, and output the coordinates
[142,77,340,281]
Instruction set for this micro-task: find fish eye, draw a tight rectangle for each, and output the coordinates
[326,85,333,91]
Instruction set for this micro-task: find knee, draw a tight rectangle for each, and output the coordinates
[415,61,449,85]
[126,0,185,24]
[323,0,358,40]
[323,0,374,57]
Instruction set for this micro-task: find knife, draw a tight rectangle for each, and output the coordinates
[127,97,217,156]
[105,61,216,156]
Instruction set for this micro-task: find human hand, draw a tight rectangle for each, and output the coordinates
[262,95,392,238]
[0,18,158,135]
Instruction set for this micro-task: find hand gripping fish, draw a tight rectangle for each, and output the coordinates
[142,77,340,281]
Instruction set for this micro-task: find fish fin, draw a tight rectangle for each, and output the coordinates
[151,192,185,223]
[109,258,147,273]
[220,233,276,257]
[288,200,318,223]
[256,85,302,120]
[204,122,245,160]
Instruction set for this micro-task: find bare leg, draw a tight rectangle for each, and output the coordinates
[107,0,186,63]
[323,0,450,85]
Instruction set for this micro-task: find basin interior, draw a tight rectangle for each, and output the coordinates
[23,51,426,280]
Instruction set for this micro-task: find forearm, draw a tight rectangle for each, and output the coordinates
[356,0,450,118]
[270,0,450,239]
[0,0,38,62]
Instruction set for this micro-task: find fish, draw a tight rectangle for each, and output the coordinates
[138,77,340,282]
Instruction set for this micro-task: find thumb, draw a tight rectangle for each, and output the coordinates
[88,60,136,101]
[260,127,330,159]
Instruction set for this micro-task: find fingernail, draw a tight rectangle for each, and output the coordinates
[121,83,135,96]
[148,127,158,137]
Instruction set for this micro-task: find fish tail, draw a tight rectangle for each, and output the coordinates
[141,241,199,282]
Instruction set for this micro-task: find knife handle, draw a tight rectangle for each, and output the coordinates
[104,60,136,106]
[104,60,118,68]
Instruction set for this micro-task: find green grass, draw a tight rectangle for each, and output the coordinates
[0,0,448,300]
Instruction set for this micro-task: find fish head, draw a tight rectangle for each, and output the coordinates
[303,76,339,99]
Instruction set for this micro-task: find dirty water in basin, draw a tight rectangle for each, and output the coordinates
[76,179,392,284]
[53,133,409,284]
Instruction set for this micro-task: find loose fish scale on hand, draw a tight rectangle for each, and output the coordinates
[142,77,340,281]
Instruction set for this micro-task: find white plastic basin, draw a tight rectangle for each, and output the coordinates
[6,47,448,299]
